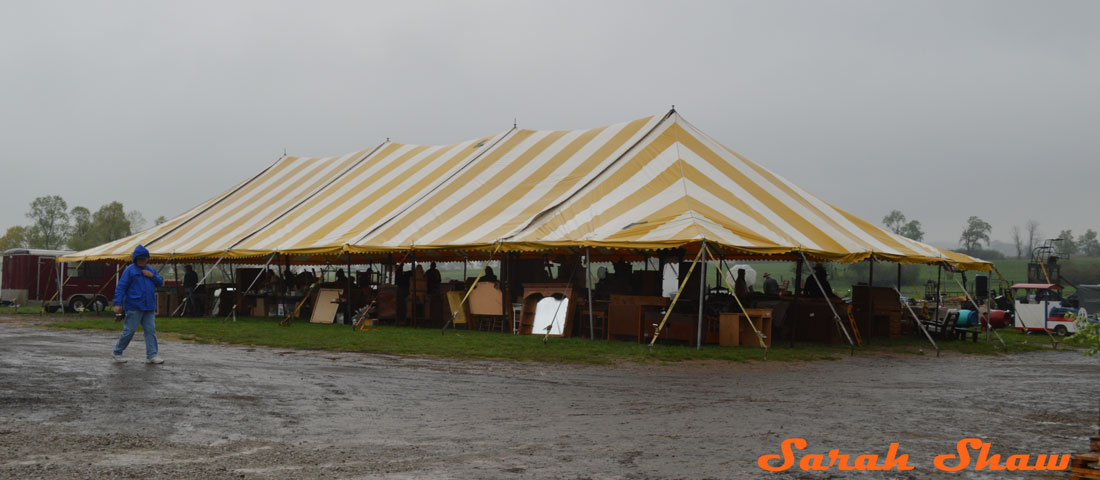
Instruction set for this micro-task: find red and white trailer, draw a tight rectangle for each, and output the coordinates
[1010,283,1088,336]
[1,249,118,312]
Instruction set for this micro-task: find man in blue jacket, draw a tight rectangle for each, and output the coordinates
[112,245,165,364]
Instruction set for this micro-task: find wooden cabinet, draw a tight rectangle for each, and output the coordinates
[607,295,670,343]
[851,285,902,339]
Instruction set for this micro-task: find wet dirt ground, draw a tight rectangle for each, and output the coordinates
[1,315,1097,479]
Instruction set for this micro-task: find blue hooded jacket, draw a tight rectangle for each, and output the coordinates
[113,245,164,311]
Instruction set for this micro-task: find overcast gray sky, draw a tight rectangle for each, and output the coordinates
[2,0,1097,248]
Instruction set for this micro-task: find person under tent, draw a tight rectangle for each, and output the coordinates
[425,262,442,293]
[802,264,838,299]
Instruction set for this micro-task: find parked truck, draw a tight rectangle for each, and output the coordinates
[1,249,118,312]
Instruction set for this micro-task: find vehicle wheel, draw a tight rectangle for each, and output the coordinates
[89,298,107,313]
[44,305,60,313]
[1054,325,1068,336]
[68,296,87,313]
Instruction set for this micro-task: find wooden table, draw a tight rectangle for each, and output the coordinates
[719,308,773,347]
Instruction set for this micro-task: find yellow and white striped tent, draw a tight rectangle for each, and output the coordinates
[60,110,989,271]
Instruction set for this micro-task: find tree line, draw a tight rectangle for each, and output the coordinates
[883,209,1100,260]
[0,195,166,252]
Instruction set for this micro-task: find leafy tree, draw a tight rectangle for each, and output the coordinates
[24,195,70,249]
[68,206,97,250]
[0,226,29,251]
[882,210,924,241]
[154,216,167,226]
[1076,320,1100,356]
[1055,229,1078,257]
[90,202,131,244]
[898,221,924,241]
[126,210,147,233]
[1078,229,1100,257]
[883,210,906,233]
[958,216,992,253]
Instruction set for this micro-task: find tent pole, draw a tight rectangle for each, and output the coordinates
[897,263,902,290]
[411,249,417,328]
[788,256,804,347]
[172,258,180,300]
[225,252,276,322]
[586,246,594,340]
[696,241,707,350]
[934,264,942,332]
[798,252,855,354]
[948,271,1008,350]
[711,247,768,356]
[174,251,228,317]
[650,248,705,348]
[442,242,503,335]
[346,252,353,327]
[502,252,509,333]
[894,286,940,356]
[868,255,875,341]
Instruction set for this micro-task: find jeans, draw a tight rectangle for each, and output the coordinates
[113,310,158,359]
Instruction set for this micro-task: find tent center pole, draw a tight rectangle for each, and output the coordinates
[346,252,353,327]
[788,256,804,347]
[696,241,707,350]
[586,247,594,340]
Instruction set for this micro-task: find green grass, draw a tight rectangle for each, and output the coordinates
[36,314,1065,364]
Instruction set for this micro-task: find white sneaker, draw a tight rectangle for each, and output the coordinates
[112,355,127,363]
[146,356,165,364]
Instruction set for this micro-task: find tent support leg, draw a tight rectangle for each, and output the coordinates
[586,247,594,340]
[442,242,503,335]
[346,252,353,327]
[697,241,707,350]
[949,272,1007,350]
[711,247,768,358]
[650,248,705,349]
[934,264,942,335]
[895,287,940,356]
[799,252,855,354]
[788,257,803,347]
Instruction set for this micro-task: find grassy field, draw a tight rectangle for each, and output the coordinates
[35,313,1065,364]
